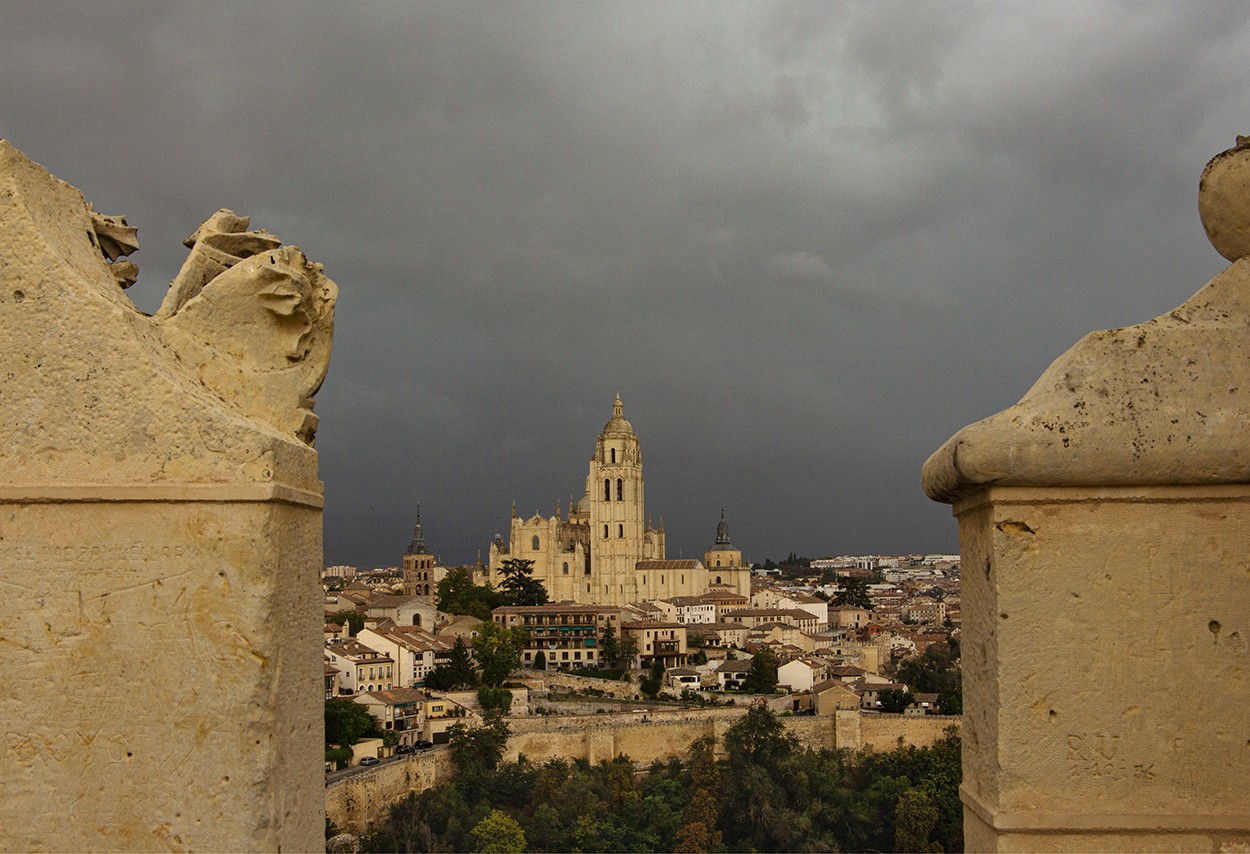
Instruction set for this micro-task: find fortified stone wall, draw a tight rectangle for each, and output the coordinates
[526,671,644,700]
[327,710,961,834]
[326,750,456,835]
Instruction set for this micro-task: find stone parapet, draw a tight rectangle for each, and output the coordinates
[926,138,1250,852]
[0,142,334,851]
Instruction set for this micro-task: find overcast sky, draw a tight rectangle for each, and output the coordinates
[3,2,1247,568]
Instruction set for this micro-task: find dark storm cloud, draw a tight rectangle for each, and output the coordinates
[3,2,1248,567]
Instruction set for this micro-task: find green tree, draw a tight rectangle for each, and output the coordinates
[741,646,779,694]
[599,623,620,669]
[449,714,511,782]
[937,683,963,715]
[470,809,526,853]
[472,621,529,687]
[324,698,379,746]
[327,609,365,636]
[478,685,514,715]
[533,649,546,671]
[895,788,942,853]
[878,687,914,714]
[497,557,548,606]
[832,576,874,610]
[898,637,961,695]
[722,706,798,766]
[437,566,504,616]
[427,635,479,690]
[640,657,664,698]
[674,736,722,853]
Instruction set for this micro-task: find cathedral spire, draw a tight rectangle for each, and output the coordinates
[716,508,732,545]
[613,392,623,420]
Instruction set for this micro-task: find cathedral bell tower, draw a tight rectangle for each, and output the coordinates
[587,394,650,601]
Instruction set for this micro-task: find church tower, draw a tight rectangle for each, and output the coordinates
[703,508,743,569]
[587,394,661,601]
[402,504,438,598]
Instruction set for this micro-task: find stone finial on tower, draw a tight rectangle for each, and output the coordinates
[1199,134,1250,262]
[924,135,1250,503]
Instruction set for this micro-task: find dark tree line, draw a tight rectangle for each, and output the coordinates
[357,707,962,853]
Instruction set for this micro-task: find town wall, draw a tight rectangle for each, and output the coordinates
[326,749,456,835]
[327,710,961,833]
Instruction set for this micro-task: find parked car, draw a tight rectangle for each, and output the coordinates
[414,739,434,750]
[394,744,412,754]
[359,756,379,766]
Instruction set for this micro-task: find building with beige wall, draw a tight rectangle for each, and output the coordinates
[324,641,395,695]
[488,396,750,605]
[622,620,689,668]
[493,602,623,670]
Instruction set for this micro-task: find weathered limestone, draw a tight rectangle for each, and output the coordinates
[924,138,1250,852]
[0,141,334,851]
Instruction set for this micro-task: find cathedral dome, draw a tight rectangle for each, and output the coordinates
[601,392,634,434]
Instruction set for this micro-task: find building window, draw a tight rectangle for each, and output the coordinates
[611,448,616,463]
[603,524,609,538]
[562,562,569,574]
[604,479,611,501]
[618,524,623,538]
[532,535,540,550]
[616,478,623,500]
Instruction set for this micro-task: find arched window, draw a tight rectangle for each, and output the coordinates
[716,576,722,585]
[413,614,421,626]
[532,535,540,550]
[715,559,721,567]
[616,478,623,500]
[562,562,569,575]
[603,524,609,538]
[618,524,624,538]
[584,563,592,575]
[611,448,616,463]
[604,479,611,501]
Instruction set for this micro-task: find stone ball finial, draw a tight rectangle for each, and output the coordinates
[1199,135,1250,262]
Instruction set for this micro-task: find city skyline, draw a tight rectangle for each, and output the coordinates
[2,4,1248,566]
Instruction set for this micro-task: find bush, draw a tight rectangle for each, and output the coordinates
[478,686,514,715]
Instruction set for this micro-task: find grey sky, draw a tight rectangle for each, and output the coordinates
[3,2,1247,567]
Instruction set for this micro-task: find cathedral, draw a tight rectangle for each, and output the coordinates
[487,395,751,605]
